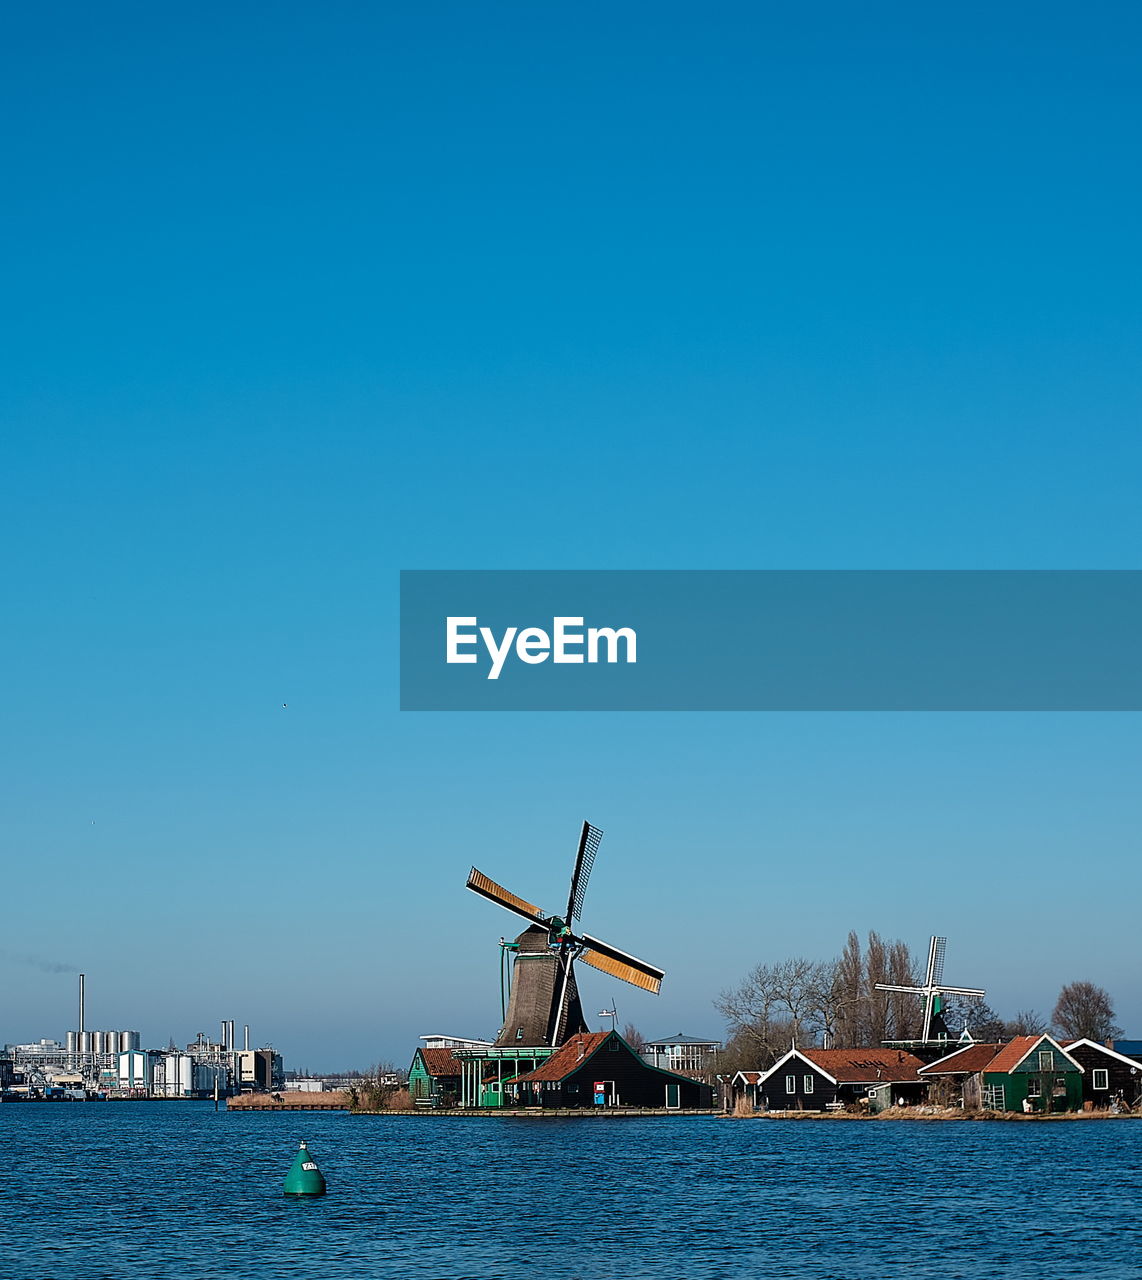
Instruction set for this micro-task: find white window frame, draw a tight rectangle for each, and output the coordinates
[1039,1050,1053,1071]
[803,1074,814,1094]
[1093,1068,1109,1090]
[785,1074,797,1094]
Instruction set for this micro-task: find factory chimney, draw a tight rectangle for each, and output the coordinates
[243,1024,250,1051]
[79,973,85,1038]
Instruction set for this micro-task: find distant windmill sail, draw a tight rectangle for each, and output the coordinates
[875,935,985,1042]
[465,821,664,1048]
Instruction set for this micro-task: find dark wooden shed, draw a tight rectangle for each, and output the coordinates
[1063,1039,1142,1108]
[735,1047,927,1111]
[512,1031,712,1109]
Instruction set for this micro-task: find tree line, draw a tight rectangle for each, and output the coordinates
[711,931,1123,1075]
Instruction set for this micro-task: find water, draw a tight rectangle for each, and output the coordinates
[2,1103,1141,1279]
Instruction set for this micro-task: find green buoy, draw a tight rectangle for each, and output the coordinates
[283,1140,327,1196]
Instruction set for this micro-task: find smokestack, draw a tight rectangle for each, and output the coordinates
[79,973,85,1037]
[229,1020,235,1052]
[220,1019,227,1049]
[244,1024,250,1051]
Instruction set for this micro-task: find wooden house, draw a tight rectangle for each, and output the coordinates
[407,1047,462,1106]
[1062,1039,1142,1109]
[734,1047,927,1112]
[972,1035,1083,1112]
[511,1031,712,1109]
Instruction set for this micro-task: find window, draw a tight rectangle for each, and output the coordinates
[785,1075,797,1094]
[804,1075,814,1094]
[609,1039,619,1052]
[1039,1050,1054,1071]
[1026,1077,1041,1096]
[1093,1068,1109,1090]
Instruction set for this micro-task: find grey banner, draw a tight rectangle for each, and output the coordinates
[399,571,1142,710]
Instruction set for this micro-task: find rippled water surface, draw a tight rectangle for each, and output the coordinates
[2,1103,1141,1279]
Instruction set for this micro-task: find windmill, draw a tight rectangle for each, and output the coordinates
[466,821,664,1048]
[875,935,985,1042]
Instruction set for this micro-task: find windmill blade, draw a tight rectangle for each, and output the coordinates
[930,936,946,987]
[579,948,663,994]
[466,869,548,928]
[565,821,603,925]
[578,932,664,994]
[937,985,987,998]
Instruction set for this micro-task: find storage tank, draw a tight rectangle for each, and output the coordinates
[119,1050,151,1090]
[66,1031,78,1054]
[79,1031,92,1054]
[170,1054,194,1096]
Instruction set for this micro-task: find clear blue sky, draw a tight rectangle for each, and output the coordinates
[3,4,1140,1070]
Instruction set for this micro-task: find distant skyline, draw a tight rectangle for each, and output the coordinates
[3,5,1140,1069]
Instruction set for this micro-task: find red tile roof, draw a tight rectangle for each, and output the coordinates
[977,1035,1042,1075]
[918,1043,1004,1075]
[418,1048,462,1078]
[513,1033,611,1083]
[801,1048,927,1084]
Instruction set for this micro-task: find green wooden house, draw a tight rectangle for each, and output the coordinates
[979,1035,1084,1113]
[407,1047,462,1106]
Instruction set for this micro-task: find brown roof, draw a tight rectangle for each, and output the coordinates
[801,1048,927,1084]
[981,1035,1084,1075]
[418,1048,462,1078]
[919,1043,1004,1076]
[513,1032,611,1083]
[977,1035,1042,1075]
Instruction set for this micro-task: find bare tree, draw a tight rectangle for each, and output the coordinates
[1006,1008,1048,1037]
[718,930,922,1056]
[864,931,890,1045]
[622,1023,646,1052]
[710,1027,776,1077]
[884,938,922,1040]
[822,930,919,1047]
[829,931,865,1047]
[1052,981,1122,1042]
[943,996,1006,1041]
[715,956,834,1059]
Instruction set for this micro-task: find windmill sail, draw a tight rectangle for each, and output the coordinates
[565,821,603,925]
[579,946,663,994]
[466,869,547,927]
[876,934,985,1043]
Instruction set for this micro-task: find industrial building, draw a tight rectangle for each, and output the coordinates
[3,978,284,1099]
